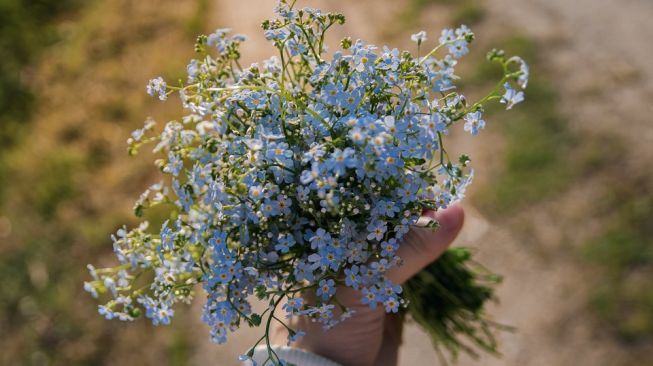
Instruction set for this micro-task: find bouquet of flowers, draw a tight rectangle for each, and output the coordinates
[85,1,528,364]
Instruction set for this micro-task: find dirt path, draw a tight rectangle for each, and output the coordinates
[469,1,653,365]
[190,1,653,365]
[487,0,653,157]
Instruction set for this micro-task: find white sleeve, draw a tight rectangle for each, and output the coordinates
[244,345,343,366]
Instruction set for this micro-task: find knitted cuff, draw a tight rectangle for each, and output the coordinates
[245,345,343,366]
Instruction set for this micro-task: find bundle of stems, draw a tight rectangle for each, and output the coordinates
[403,247,506,363]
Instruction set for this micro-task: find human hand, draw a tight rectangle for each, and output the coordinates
[272,205,465,366]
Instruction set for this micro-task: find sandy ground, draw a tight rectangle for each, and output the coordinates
[188,1,653,365]
[488,0,653,157]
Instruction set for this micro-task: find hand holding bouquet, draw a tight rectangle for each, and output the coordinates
[85,1,528,364]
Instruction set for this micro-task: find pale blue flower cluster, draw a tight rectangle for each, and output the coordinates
[146,77,167,101]
[86,2,527,364]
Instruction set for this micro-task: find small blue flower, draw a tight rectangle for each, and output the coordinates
[276,196,292,215]
[321,83,344,104]
[283,297,304,315]
[160,220,176,251]
[288,330,306,344]
[326,148,357,176]
[501,82,525,109]
[374,200,400,218]
[348,127,366,144]
[300,163,321,185]
[309,228,331,249]
[381,279,403,298]
[273,2,296,19]
[361,287,381,309]
[164,152,183,177]
[264,28,289,41]
[344,265,362,289]
[248,185,264,201]
[366,220,387,241]
[139,296,175,326]
[98,305,115,320]
[396,182,419,204]
[455,25,472,38]
[338,89,363,112]
[84,282,98,299]
[384,297,400,313]
[172,179,193,212]
[380,239,399,257]
[146,77,167,101]
[352,44,377,73]
[346,240,370,264]
[213,262,242,284]
[464,111,486,136]
[400,139,423,159]
[439,28,456,45]
[207,28,230,47]
[294,261,315,282]
[310,246,342,271]
[435,191,453,209]
[266,142,294,167]
[377,149,404,177]
[317,279,336,300]
[370,259,390,274]
[378,47,400,71]
[296,185,310,201]
[411,31,427,45]
[243,91,267,110]
[274,233,296,253]
[186,59,200,81]
[261,198,280,218]
[450,39,469,58]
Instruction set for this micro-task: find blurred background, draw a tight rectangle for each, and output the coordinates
[1,0,652,365]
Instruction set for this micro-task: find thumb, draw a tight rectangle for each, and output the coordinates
[386,205,465,284]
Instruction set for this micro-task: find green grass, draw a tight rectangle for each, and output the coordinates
[0,0,82,149]
[0,0,212,364]
[385,0,485,40]
[32,151,81,218]
[583,178,653,342]
[451,1,485,25]
[0,0,84,207]
[405,0,485,25]
[185,0,210,37]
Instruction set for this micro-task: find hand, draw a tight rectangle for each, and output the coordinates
[272,205,465,366]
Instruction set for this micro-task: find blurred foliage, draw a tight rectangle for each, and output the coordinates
[0,0,210,364]
[471,31,653,350]
[470,36,573,212]
[0,0,81,196]
[425,0,484,25]
[472,36,611,214]
[422,0,486,26]
[384,0,484,40]
[0,0,80,126]
[185,0,210,37]
[584,177,653,342]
